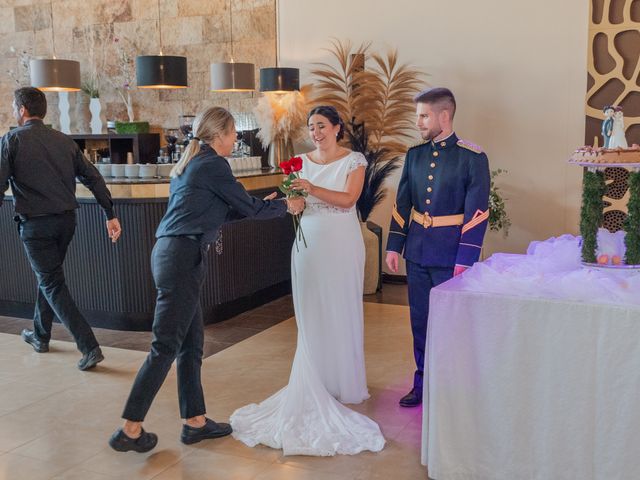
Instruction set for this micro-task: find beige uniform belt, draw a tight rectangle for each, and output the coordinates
[410,209,464,229]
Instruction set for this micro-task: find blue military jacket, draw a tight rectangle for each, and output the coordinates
[387,132,490,268]
[157,144,287,244]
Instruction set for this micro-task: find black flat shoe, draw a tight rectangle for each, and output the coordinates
[78,346,104,371]
[109,428,158,453]
[399,387,422,407]
[181,418,232,445]
[21,329,49,353]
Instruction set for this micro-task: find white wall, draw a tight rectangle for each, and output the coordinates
[279,0,588,273]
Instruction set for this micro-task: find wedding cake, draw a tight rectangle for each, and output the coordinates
[569,106,640,267]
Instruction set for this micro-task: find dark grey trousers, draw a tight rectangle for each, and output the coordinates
[406,260,454,391]
[122,236,207,421]
[18,211,99,354]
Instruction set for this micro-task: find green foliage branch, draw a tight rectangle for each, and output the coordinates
[580,170,605,263]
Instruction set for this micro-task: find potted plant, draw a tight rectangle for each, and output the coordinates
[310,40,424,292]
[109,36,137,124]
[79,25,109,134]
[81,78,100,100]
[81,77,103,134]
[488,169,511,237]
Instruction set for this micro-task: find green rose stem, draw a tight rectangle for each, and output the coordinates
[279,171,308,251]
[580,169,605,263]
[624,171,640,265]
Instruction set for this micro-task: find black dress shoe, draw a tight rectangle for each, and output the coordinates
[21,329,49,353]
[109,428,158,453]
[181,418,233,445]
[399,387,422,407]
[77,346,104,371]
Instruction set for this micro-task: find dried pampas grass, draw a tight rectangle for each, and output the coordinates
[254,85,311,148]
[310,39,424,161]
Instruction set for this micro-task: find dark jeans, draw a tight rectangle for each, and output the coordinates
[122,236,207,422]
[406,260,454,391]
[18,211,99,354]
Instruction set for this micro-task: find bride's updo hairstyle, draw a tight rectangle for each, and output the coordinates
[307,105,345,141]
[171,106,235,178]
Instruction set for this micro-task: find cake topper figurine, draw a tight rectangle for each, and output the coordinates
[602,105,614,148]
[610,106,628,149]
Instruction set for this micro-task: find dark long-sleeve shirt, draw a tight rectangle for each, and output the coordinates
[0,119,114,219]
[156,144,287,244]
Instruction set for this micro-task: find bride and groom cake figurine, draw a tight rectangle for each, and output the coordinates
[602,105,628,149]
[569,105,638,164]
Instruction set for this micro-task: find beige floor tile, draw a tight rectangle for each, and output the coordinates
[50,469,119,480]
[188,435,282,464]
[9,383,138,429]
[0,452,69,480]
[0,378,62,416]
[353,436,427,480]
[0,359,90,390]
[11,424,111,471]
[75,444,187,480]
[275,449,378,476]
[0,373,16,386]
[254,463,359,480]
[0,414,64,453]
[152,450,272,480]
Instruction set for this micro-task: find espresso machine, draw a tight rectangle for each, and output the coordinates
[233,112,267,167]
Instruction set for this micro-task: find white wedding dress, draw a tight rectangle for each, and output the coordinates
[610,114,628,148]
[230,151,385,456]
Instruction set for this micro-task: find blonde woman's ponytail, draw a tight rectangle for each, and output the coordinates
[170,138,201,178]
[169,106,235,178]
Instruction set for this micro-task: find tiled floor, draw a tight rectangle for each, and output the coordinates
[0,283,408,357]
[0,300,426,480]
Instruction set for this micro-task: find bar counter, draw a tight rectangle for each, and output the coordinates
[76,168,283,198]
[0,170,294,331]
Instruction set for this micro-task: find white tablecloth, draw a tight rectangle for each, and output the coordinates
[421,254,640,479]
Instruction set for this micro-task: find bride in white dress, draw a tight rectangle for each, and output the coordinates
[610,108,628,149]
[230,106,385,456]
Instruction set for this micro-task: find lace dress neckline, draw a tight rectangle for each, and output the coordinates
[303,150,353,167]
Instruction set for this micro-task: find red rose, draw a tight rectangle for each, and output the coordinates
[290,156,303,172]
[279,160,292,174]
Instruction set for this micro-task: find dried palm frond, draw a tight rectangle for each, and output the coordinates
[310,39,425,220]
[309,39,375,128]
[367,51,425,159]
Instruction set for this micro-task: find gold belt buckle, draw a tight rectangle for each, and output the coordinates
[422,213,433,228]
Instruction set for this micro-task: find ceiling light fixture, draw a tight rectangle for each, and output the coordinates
[136,0,188,89]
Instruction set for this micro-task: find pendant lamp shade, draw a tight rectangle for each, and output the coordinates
[259,67,299,93]
[210,62,255,92]
[29,59,81,92]
[136,55,188,89]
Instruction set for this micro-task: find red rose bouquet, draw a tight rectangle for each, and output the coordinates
[279,156,307,250]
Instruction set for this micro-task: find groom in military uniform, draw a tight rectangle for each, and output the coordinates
[386,87,490,407]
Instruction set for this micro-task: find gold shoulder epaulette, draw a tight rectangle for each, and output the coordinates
[457,139,483,154]
[408,140,428,150]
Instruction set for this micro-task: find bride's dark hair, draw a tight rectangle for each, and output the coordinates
[307,105,345,141]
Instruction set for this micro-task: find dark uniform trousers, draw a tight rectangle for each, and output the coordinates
[387,132,490,393]
[406,261,453,391]
[123,236,207,422]
[17,211,99,355]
